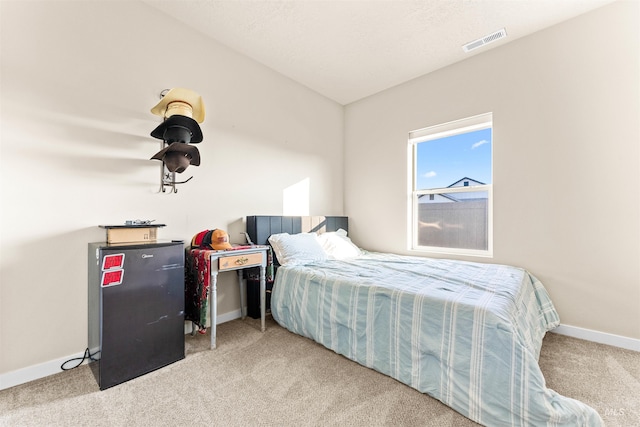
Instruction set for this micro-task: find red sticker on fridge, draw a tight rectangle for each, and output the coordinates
[101,270,124,287]
[103,253,125,270]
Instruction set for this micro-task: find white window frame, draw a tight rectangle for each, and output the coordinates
[408,113,493,258]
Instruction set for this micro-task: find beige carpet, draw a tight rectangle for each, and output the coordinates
[1,317,638,426]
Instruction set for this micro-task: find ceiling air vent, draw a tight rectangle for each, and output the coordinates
[462,28,507,53]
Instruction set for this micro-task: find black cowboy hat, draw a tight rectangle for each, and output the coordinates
[150,115,203,144]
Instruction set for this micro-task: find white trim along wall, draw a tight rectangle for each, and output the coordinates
[551,325,640,353]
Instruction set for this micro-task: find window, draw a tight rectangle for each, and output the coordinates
[409,113,492,256]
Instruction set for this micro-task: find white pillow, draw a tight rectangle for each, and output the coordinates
[268,232,328,266]
[317,228,363,260]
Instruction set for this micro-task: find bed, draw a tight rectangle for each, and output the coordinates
[246,216,603,427]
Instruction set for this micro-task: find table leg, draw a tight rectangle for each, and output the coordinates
[210,271,218,349]
[260,265,266,332]
[238,270,247,320]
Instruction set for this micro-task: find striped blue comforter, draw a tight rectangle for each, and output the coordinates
[271,252,602,426]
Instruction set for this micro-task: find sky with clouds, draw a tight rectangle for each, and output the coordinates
[415,127,492,190]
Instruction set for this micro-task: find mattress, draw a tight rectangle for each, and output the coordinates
[271,252,602,426]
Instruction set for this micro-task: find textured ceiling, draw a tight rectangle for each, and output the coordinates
[142,0,615,105]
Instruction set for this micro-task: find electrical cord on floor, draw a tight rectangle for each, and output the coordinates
[61,348,99,371]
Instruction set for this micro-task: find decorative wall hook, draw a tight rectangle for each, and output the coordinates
[160,162,193,194]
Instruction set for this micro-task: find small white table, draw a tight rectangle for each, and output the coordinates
[207,246,269,349]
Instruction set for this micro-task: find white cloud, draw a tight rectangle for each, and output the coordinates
[472,139,490,149]
[422,171,437,178]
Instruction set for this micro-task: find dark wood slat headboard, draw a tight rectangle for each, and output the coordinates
[246,216,348,246]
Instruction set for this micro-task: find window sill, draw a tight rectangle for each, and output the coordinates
[409,246,493,259]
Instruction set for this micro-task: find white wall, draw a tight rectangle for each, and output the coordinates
[0,0,343,378]
[344,1,639,340]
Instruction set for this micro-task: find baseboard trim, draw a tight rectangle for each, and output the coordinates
[0,351,89,391]
[1,310,245,391]
[217,309,243,325]
[551,324,640,352]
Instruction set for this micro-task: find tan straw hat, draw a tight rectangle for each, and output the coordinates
[151,88,205,123]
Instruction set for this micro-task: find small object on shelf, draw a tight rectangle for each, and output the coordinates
[99,224,166,244]
[125,219,155,226]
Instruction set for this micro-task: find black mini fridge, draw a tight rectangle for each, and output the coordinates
[88,241,185,390]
